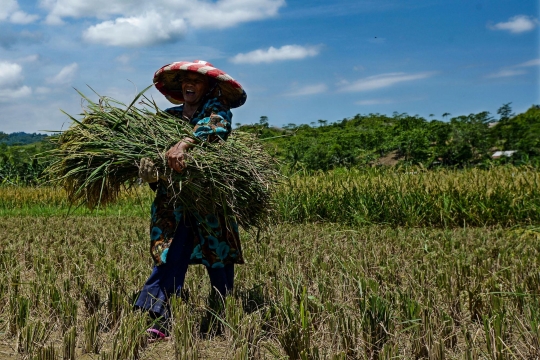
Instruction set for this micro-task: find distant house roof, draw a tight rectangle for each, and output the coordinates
[492,150,517,158]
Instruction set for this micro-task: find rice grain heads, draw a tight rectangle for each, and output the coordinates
[44,91,280,229]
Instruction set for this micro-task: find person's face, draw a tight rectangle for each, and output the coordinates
[181,72,209,106]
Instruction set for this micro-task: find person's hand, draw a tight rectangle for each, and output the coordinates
[166,138,194,173]
[138,158,159,183]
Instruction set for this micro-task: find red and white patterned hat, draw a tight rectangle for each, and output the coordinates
[153,60,247,108]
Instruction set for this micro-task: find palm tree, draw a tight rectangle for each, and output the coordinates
[317,119,328,127]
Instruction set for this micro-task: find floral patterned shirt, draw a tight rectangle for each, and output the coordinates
[149,97,244,267]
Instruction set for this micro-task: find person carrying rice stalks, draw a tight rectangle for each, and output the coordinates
[134,60,248,342]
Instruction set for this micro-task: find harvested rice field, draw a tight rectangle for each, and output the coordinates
[1,215,540,359]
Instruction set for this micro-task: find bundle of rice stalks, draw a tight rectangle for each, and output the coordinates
[44,89,280,229]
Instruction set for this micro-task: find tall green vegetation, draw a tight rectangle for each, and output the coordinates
[0,141,54,185]
[3,167,539,228]
[1,103,539,184]
[242,104,540,171]
[275,167,540,227]
[0,131,49,146]
[491,105,540,160]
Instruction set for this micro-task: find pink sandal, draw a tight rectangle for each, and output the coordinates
[146,328,170,343]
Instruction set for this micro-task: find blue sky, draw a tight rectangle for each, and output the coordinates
[0,0,538,133]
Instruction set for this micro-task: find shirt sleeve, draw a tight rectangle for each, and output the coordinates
[193,98,233,141]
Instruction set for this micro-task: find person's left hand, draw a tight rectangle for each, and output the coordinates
[138,158,159,183]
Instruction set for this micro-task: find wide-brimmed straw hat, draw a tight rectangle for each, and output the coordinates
[153,60,247,108]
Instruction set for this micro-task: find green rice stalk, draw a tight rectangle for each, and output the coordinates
[62,326,76,360]
[44,90,280,229]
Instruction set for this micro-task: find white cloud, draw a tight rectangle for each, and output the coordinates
[0,61,24,87]
[83,12,187,47]
[41,0,284,46]
[0,60,32,100]
[41,0,284,25]
[115,54,131,65]
[356,98,394,105]
[339,72,436,92]
[35,86,52,94]
[0,0,18,21]
[18,54,39,63]
[486,69,527,78]
[284,84,327,96]
[47,63,78,85]
[517,58,540,67]
[489,15,538,34]
[9,10,39,24]
[486,58,540,78]
[0,0,38,23]
[186,0,284,29]
[0,85,31,100]
[41,0,133,24]
[231,45,321,64]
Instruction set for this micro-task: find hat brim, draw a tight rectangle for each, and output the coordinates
[153,61,247,108]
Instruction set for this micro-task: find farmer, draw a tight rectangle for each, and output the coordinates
[135,60,247,341]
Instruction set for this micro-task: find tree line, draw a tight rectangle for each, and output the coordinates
[0,132,49,146]
[0,139,53,185]
[240,103,540,171]
[1,103,539,185]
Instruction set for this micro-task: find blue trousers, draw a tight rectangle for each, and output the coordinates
[135,217,234,319]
